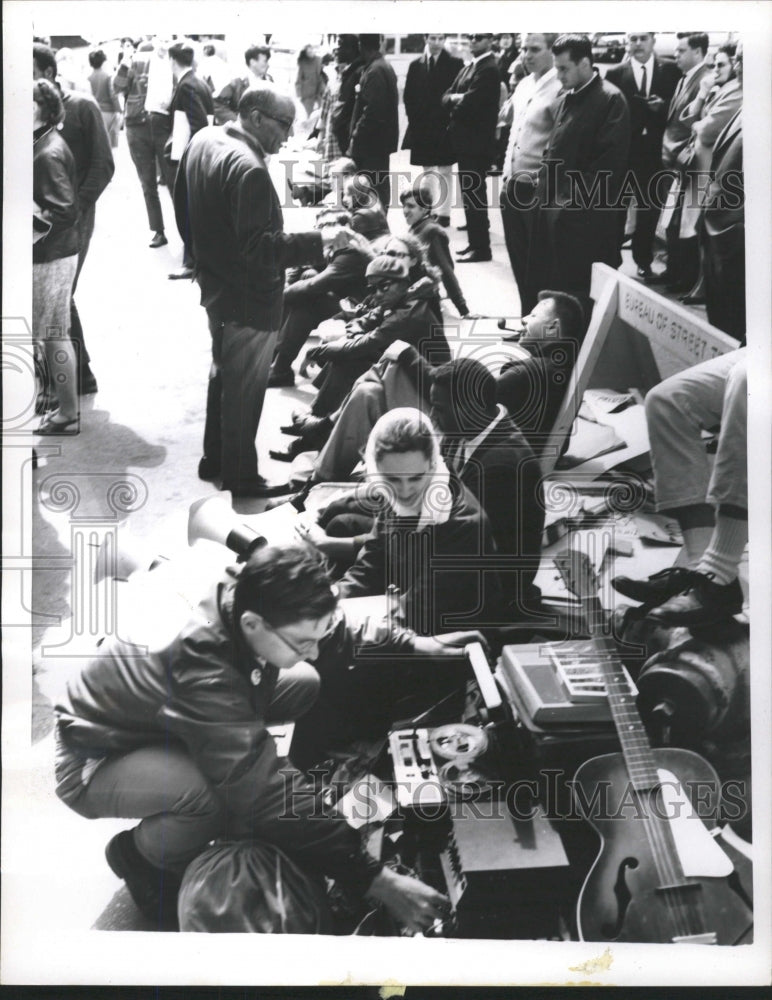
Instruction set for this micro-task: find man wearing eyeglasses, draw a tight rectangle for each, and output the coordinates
[174,86,353,498]
[54,544,464,933]
[606,33,680,282]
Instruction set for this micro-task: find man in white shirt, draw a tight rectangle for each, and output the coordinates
[499,33,561,311]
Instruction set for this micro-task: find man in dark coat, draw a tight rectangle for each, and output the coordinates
[330,35,364,157]
[54,544,451,931]
[606,32,681,281]
[402,34,464,227]
[699,105,744,342]
[443,33,501,261]
[348,35,399,209]
[174,86,350,497]
[33,43,115,397]
[525,34,630,312]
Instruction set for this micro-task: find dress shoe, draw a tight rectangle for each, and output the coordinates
[168,267,194,280]
[612,566,699,605]
[436,215,450,228]
[456,245,474,256]
[221,476,297,499]
[267,366,296,388]
[646,574,744,627]
[457,223,468,231]
[105,829,180,929]
[457,250,492,263]
[680,293,706,306]
[197,455,221,481]
[149,232,168,248]
[636,265,655,282]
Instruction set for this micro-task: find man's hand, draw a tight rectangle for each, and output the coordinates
[320,225,354,254]
[411,630,490,658]
[697,70,716,99]
[367,867,450,935]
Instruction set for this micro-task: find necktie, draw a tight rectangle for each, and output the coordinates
[669,75,685,116]
[639,65,647,96]
[428,55,435,73]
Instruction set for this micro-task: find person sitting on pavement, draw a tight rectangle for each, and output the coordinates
[612,349,747,627]
[400,182,470,318]
[213,44,273,125]
[494,289,587,453]
[301,254,451,419]
[54,544,455,933]
[342,173,391,249]
[267,208,374,389]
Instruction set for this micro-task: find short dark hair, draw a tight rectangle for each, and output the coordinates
[88,49,107,69]
[233,545,337,629]
[168,42,195,68]
[33,42,58,79]
[431,357,497,416]
[717,42,737,59]
[245,44,271,66]
[552,33,593,64]
[336,35,360,63]
[529,32,559,50]
[537,289,586,342]
[33,78,65,127]
[400,182,434,212]
[677,32,710,56]
[203,44,216,57]
[358,34,382,54]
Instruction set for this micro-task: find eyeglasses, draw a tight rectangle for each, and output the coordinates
[628,35,652,42]
[263,608,341,659]
[385,248,411,258]
[260,110,294,131]
[367,279,397,292]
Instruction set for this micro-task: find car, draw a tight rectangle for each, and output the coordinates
[591,33,627,64]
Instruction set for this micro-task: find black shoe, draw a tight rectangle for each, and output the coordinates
[168,267,194,280]
[636,265,655,282]
[221,476,297,498]
[437,215,450,228]
[198,455,221,481]
[267,367,296,388]
[269,440,306,462]
[612,566,699,605]
[149,232,168,248]
[457,223,468,231]
[680,293,706,306]
[456,245,474,256]
[105,829,180,928]
[79,373,99,396]
[646,574,744,627]
[457,250,492,263]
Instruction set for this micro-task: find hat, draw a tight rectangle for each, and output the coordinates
[366,255,410,282]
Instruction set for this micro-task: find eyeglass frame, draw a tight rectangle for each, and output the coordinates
[261,607,342,658]
[258,109,295,131]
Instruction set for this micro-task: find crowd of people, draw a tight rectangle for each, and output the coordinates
[31,31,749,934]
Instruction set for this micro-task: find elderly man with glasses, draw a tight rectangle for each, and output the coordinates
[175,86,353,498]
[53,544,484,932]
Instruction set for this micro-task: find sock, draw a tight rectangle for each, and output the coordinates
[680,524,715,567]
[697,515,748,584]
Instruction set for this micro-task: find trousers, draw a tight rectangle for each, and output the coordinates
[203,312,278,487]
[69,201,96,380]
[645,349,747,513]
[126,119,165,233]
[500,177,538,313]
[457,154,490,252]
[57,664,320,872]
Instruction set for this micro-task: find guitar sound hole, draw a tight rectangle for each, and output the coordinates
[600,857,639,939]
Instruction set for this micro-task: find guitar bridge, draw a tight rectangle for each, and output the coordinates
[672,932,717,945]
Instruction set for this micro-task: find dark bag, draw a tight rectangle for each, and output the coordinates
[178,840,334,933]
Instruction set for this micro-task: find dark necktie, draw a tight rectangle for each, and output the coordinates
[428,55,435,73]
[639,65,647,96]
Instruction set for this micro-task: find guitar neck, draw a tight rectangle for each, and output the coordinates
[579,594,659,792]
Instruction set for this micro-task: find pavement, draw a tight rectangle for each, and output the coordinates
[19,121,699,940]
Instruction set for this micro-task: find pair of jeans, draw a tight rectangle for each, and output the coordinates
[645,349,747,514]
[203,313,278,487]
[125,119,165,233]
[56,664,320,872]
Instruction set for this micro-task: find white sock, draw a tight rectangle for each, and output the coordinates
[697,516,748,585]
[680,525,714,568]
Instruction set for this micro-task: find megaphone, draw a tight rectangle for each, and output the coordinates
[187,493,267,558]
[497,317,523,342]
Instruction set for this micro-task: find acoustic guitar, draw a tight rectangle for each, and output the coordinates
[554,546,753,945]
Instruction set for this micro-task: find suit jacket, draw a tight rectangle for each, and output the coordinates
[445,52,501,162]
[606,57,680,169]
[702,110,743,236]
[402,48,464,165]
[171,70,214,136]
[349,54,399,162]
[662,62,711,168]
[331,58,364,154]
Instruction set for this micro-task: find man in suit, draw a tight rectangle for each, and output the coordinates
[348,35,399,209]
[443,33,501,262]
[330,35,363,158]
[500,32,561,312]
[33,43,115,397]
[167,42,215,280]
[525,34,630,313]
[659,32,711,292]
[700,103,744,341]
[174,86,350,497]
[402,34,464,227]
[606,33,680,281]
